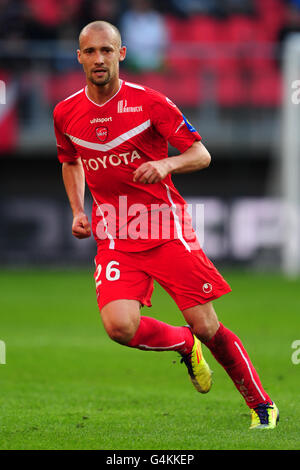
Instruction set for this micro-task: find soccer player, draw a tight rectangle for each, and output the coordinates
[53,21,279,429]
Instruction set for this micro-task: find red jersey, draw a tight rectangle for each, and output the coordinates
[53,79,202,252]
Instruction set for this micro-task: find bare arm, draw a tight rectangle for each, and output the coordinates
[62,159,91,239]
[167,140,211,174]
[133,141,211,184]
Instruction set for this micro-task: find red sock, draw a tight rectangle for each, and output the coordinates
[204,323,272,408]
[128,316,194,354]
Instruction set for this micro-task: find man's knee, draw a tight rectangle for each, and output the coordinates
[100,300,140,345]
[193,317,219,342]
[105,321,136,345]
[182,302,219,342]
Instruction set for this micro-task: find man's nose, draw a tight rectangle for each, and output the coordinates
[94,51,104,64]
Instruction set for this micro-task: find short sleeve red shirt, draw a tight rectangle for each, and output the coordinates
[53,80,202,252]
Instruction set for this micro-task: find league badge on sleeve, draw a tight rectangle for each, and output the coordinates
[182,114,197,133]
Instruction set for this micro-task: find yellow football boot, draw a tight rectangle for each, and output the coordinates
[180,335,212,393]
[250,402,279,430]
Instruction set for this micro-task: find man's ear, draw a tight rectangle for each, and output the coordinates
[119,46,127,62]
[77,49,82,64]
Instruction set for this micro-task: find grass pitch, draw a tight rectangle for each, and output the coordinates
[0,268,299,450]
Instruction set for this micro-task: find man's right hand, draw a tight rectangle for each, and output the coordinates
[72,212,91,239]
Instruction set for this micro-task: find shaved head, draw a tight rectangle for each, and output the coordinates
[77,20,126,95]
[79,21,122,50]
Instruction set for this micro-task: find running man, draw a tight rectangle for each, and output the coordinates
[53,21,279,430]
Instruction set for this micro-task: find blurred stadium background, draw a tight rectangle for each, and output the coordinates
[1,0,300,274]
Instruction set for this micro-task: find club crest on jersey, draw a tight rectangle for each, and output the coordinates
[96,126,108,142]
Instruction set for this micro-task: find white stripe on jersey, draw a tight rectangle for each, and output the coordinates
[164,184,191,253]
[175,120,185,134]
[124,82,145,90]
[65,119,151,152]
[91,193,115,249]
[63,88,84,101]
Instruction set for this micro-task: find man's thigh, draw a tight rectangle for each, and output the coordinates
[143,240,231,311]
[94,248,154,311]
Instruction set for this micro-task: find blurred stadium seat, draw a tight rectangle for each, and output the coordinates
[224,15,258,43]
[46,70,85,104]
[187,15,220,43]
[253,0,287,40]
[249,69,282,107]
[121,69,202,106]
[216,71,247,107]
[165,15,190,42]
[164,8,284,108]
[25,0,82,27]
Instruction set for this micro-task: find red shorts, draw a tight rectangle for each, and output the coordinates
[94,239,231,311]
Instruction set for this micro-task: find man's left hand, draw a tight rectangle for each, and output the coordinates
[133,160,171,184]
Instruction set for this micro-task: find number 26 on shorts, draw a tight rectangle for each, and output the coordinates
[95,260,120,288]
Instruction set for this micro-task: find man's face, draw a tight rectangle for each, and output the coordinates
[77,28,126,87]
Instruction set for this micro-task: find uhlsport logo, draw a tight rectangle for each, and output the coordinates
[90,117,112,124]
[202,283,212,294]
[96,127,108,142]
